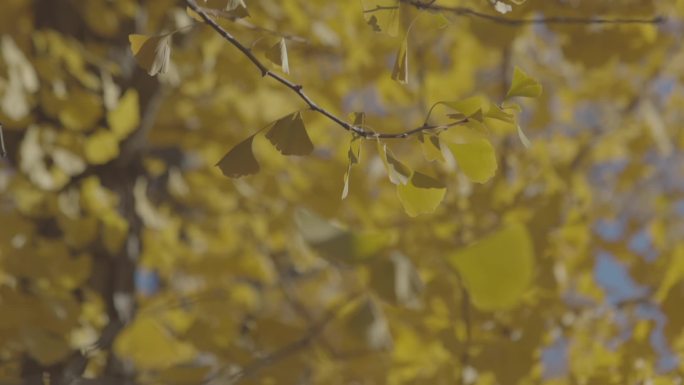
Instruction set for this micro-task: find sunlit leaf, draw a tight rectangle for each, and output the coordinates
[108,89,140,139]
[396,171,446,217]
[447,223,534,311]
[114,315,196,369]
[265,112,314,156]
[505,66,542,99]
[216,135,260,178]
[129,34,172,76]
[84,129,120,165]
[445,128,498,183]
[377,142,411,185]
[418,133,445,162]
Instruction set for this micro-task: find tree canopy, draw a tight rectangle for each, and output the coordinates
[0,0,683,384]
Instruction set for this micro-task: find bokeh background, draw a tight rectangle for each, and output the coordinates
[1,0,684,384]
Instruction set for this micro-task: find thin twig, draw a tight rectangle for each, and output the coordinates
[0,124,6,158]
[186,0,467,139]
[399,0,664,25]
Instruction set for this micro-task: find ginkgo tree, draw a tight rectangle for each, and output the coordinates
[0,0,682,384]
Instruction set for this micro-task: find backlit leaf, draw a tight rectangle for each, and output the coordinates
[418,133,444,162]
[129,34,172,76]
[505,66,542,99]
[396,171,446,217]
[447,223,534,311]
[216,135,260,178]
[377,142,411,185]
[265,112,314,156]
[446,128,498,183]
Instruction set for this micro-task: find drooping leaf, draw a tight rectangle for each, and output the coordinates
[447,223,534,311]
[418,133,444,162]
[396,171,446,217]
[216,135,260,178]
[445,127,498,183]
[338,296,393,351]
[129,34,172,76]
[265,38,290,74]
[391,36,408,84]
[265,112,314,156]
[505,66,542,99]
[517,125,532,148]
[342,136,361,199]
[377,141,411,185]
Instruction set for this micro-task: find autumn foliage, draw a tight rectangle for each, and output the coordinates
[0,0,683,384]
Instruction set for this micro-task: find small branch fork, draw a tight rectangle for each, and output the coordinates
[400,0,664,25]
[186,0,467,140]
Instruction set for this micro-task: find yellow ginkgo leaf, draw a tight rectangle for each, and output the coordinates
[342,136,361,199]
[447,223,534,311]
[377,142,411,185]
[129,34,172,76]
[216,135,260,178]
[265,38,290,74]
[391,36,408,84]
[418,133,444,162]
[396,171,446,217]
[505,66,542,99]
[84,129,120,165]
[265,112,314,156]
[114,316,196,369]
[59,89,103,132]
[445,128,498,183]
[22,329,71,366]
[107,89,140,139]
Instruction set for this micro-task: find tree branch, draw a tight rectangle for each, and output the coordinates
[399,0,664,26]
[186,0,468,139]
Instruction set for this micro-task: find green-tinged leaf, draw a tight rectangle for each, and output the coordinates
[484,103,515,124]
[506,66,542,99]
[266,112,314,156]
[216,135,260,178]
[445,128,497,183]
[295,208,391,263]
[441,96,487,119]
[396,171,446,217]
[391,36,408,84]
[342,136,361,199]
[377,142,411,185]
[447,223,534,311]
[129,34,172,76]
[419,133,444,162]
[265,38,289,74]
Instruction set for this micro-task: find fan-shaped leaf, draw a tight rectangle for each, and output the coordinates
[265,112,313,156]
[129,34,172,76]
[505,66,542,99]
[216,135,260,178]
[396,171,446,217]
